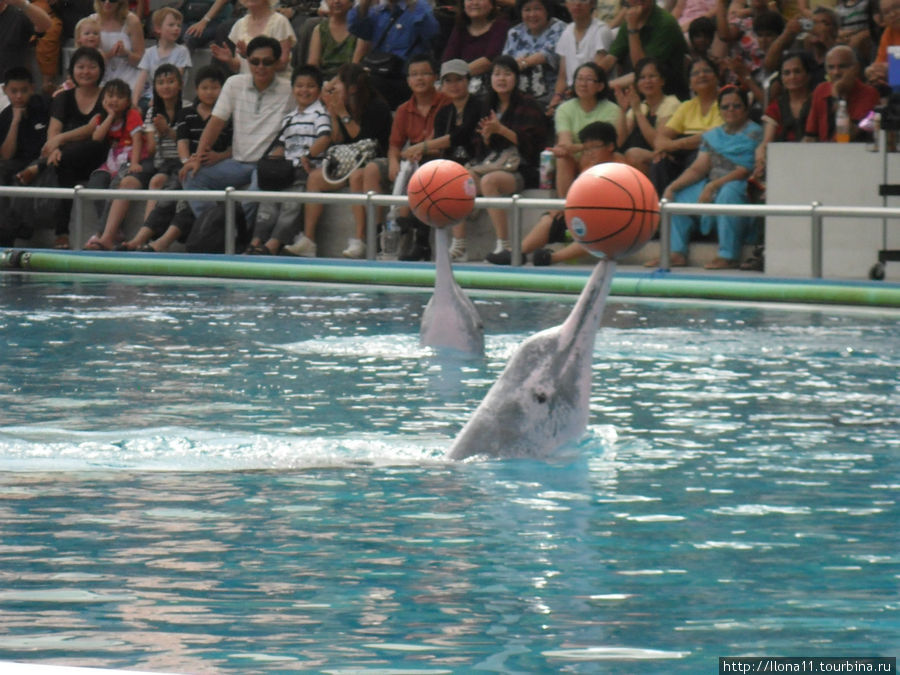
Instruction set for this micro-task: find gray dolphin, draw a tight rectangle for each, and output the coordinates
[420,226,484,356]
[448,259,616,460]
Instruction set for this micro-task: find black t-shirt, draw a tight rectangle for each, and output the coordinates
[0,95,49,163]
[175,103,233,154]
[433,94,487,164]
[49,87,104,132]
[336,95,391,157]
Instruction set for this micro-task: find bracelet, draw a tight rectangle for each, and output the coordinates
[628,28,640,34]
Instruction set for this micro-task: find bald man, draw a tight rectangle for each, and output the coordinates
[804,45,880,142]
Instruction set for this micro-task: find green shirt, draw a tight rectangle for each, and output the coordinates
[554,98,621,137]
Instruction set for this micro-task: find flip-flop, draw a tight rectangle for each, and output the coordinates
[84,236,109,251]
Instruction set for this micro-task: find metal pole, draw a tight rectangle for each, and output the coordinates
[811,200,822,278]
[224,187,235,255]
[365,190,376,260]
[658,198,671,271]
[72,185,84,250]
[510,193,522,266]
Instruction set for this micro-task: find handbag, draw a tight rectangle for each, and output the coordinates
[322,138,378,185]
[257,157,301,191]
[466,146,521,176]
[361,51,405,78]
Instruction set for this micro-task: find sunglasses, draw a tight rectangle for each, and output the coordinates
[248,57,276,67]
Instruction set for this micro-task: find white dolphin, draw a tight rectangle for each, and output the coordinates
[420,226,484,356]
[448,259,616,460]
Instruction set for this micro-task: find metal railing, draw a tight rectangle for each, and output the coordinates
[1,183,898,278]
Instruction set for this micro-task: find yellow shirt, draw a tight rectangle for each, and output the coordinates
[666,97,724,136]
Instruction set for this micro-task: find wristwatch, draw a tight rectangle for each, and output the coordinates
[340,115,352,125]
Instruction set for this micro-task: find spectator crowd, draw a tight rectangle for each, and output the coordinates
[0,0,893,268]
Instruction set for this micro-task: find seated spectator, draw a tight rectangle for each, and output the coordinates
[549,0,615,115]
[211,0,295,79]
[131,8,192,111]
[653,85,762,269]
[442,0,511,95]
[32,0,64,95]
[420,59,488,262]
[248,65,331,255]
[488,121,622,266]
[804,44,880,142]
[715,0,782,107]
[348,0,441,110]
[0,0,54,75]
[18,47,108,249]
[472,55,548,262]
[291,63,390,259]
[673,0,717,34]
[82,79,151,250]
[126,66,233,252]
[291,54,446,259]
[91,0,145,90]
[865,0,900,88]
[0,66,49,246]
[502,0,566,109]
[552,62,620,196]
[686,15,718,61]
[307,0,356,80]
[597,0,690,100]
[755,50,813,173]
[183,36,293,226]
[834,0,875,58]
[116,64,188,250]
[615,56,681,176]
[182,0,235,50]
[650,55,722,195]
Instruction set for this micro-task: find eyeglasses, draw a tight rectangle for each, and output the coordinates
[248,57,276,67]
[719,103,744,110]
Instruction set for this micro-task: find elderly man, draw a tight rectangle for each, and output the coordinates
[596,0,689,99]
[804,45,880,143]
[182,35,293,223]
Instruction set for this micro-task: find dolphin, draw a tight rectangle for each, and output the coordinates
[448,259,616,460]
[420,226,484,356]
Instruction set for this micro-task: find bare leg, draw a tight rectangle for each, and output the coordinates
[555,154,578,197]
[97,175,142,249]
[480,170,518,241]
[152,225,182,252]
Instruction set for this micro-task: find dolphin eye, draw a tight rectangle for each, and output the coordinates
[534,392,547,404]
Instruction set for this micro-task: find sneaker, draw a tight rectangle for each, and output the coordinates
[342,238,365,259]
[532,248,552,266]
[485,249,512,265]
[448,238,467,262]
[284,234,317,257]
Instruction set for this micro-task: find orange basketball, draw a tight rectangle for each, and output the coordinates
[564,163,660,259]
[407,159,477,228]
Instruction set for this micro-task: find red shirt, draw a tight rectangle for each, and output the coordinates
[389,91,449,150]
[804,79,881,142]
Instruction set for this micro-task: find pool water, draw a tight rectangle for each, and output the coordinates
[0,273,898,673]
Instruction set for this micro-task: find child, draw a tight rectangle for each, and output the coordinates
[132,8,192,111]
[487,122,622,266]
[57,17,103,92]
[250,65,331,256]
[117,64,185,250]
[83,78,152,250]
[128,66,232,252]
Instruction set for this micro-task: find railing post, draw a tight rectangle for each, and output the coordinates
[810,200,822,278]
[72,185,84,250]
[658,198,671,271]
[365,190,376,260]
[510,193,522,266]
[224,187,236,255]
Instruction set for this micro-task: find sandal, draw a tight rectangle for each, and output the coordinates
[137,243,156,252]
[84,236,110,251]
[53,235,70,250]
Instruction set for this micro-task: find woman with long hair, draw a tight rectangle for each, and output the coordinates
[474,55,548,262]
[91,0,145,89]
[287,63,392,258]
[211,0,295,77]
[615,57,682,176]
[656,85,762,269]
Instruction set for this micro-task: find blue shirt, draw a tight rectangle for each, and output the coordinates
[348,0,439,61]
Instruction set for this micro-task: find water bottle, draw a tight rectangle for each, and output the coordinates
[539,148,555,191]
[835,99,850,143]
[867,112,881,153]
[379,213,401,261]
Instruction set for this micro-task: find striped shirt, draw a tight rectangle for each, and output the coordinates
[176,104,233,155]
[211,74,293,162]
[275,99,331,167]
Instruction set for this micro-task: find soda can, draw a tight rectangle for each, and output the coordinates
[539,149,555,191]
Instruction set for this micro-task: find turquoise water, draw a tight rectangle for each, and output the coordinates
[0,273,898,673]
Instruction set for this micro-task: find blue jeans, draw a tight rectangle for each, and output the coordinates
[671,178,750,261]
[184,159,260,224]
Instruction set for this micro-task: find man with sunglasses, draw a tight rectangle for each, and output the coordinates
[183,35,293,223]
[596,0,689,100]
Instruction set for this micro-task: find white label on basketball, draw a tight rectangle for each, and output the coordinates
[464,178,477,197]
[571,216,587,238]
